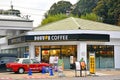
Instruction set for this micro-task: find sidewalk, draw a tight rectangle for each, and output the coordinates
[28,69,120,78]
[53,69,120,77]
[0,69,120,80]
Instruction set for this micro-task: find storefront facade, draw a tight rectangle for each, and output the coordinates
[3,30,119,69]
[1,17,120,69]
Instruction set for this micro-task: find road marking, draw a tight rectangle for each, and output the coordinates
[0,77,12,80]
[24,75,48,79]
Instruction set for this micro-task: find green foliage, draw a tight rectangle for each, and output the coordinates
[41,14,68,25]
[41,0,119,26]
[48,1,72,15]
[93,0,120,25]
[80,13,103,22]
[72,0,99,17]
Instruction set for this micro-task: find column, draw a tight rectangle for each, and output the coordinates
[29,43,35,59]
[77,42,87,63]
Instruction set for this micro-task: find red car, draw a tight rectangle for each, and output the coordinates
[6,58,50,74]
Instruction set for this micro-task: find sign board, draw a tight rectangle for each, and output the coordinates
[75,62,81,70]
[80,61,86,70]
[49,56,58,64]
[8,34,110,45]
[89,52,95,74]
[58,59,64,72]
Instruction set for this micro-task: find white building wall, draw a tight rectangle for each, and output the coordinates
[0,30,7,35]
[0,21,32,29]
[114,45,120,69]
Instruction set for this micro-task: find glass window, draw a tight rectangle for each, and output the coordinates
[50,45,60,48]
[31,59,39,63]
[41,50,49,63]
[61,45,77,57]
[41,46,50,48]
[50,49,60,56]
[87,45,114,69]
[35,46,40,57]
[22,59,30,64]
[41,45,77,68]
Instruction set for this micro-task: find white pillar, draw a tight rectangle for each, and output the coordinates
[114,45,120,69]
[77,42,87,63]
[29,43,35,59]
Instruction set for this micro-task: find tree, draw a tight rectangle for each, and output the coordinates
[72,0,99,17]
[41,1,73,25]
[48,1,72,16]
[93,0,120,25]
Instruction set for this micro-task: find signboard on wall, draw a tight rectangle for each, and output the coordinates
[89,52,96,74]
[8,34,110,45]
[25,34,77,42]
[8,36,25,45]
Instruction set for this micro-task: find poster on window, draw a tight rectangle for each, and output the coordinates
[49,56,58,64]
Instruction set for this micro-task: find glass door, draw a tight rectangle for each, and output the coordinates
[62,57,70,69]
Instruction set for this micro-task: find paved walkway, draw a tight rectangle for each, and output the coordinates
[0,70,120,80]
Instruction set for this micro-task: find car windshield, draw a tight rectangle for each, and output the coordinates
[31,59,39,63]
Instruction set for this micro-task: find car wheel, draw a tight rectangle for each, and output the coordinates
[18,68,24,74]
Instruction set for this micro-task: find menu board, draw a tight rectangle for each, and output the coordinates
[75,62,81,70]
